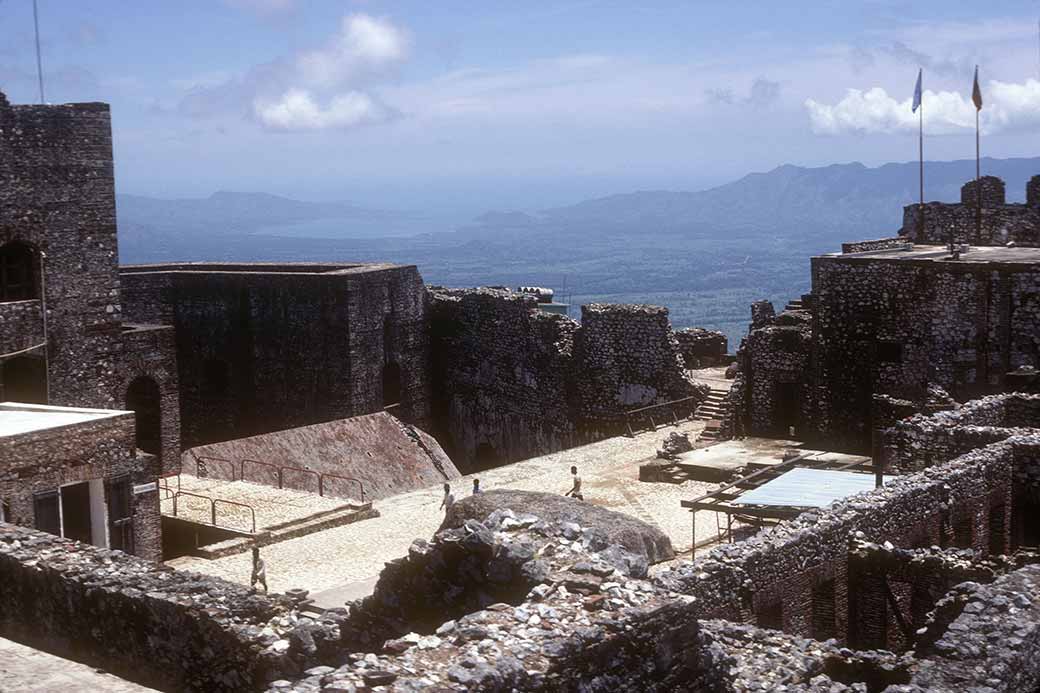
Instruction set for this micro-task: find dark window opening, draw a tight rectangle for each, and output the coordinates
[877,341,903,364]
[383,361,402,408]
[60,482,92,544]
[203,359,230,395]
[126,376,162,457]
[988,501,1007,556]
[33,490,60,536]
[107,475,133,554]
[0,242,36,302]
[1,355,47,404]
[812,578,837,640]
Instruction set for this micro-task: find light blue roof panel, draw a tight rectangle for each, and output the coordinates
[734,467,893,508]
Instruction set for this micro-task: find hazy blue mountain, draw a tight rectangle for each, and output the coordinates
[117,156,1040,346]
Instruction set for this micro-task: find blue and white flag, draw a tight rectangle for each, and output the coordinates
[911,69,922,113]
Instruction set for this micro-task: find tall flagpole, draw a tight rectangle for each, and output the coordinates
[32,0,45,104]
[918,86,924,234]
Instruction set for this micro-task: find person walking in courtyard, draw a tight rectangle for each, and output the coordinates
[250,547,268,593]
[565,466,583,501]
[472,478,482,495]
[440,482,455,514]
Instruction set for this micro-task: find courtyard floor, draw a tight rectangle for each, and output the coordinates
[168,419,726,598]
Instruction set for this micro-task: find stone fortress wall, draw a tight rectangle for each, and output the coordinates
[120,262,431,449]
[901,174,1040,247]
[428,288,707,470]
[728,172,1040,451]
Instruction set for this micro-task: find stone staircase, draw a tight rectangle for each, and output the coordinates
[784,298,807,312]
[694,387,730,441]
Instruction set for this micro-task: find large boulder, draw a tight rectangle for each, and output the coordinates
[441,489,675,565]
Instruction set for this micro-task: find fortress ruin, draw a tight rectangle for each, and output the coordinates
[2,90,1040,692]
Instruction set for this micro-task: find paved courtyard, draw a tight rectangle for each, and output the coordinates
[168,420,726,597]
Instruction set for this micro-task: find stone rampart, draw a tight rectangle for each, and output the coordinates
[0,523,341,692]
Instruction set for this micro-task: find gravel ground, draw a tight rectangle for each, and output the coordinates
[168,421,729,595]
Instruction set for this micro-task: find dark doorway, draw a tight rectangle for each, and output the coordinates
[775,382,801,435]
[0,242,36,301]
[988,501,1007,556]
[2,355,47,403]
[60,482,92,543]
[126,376,162,457]
[107,475,134,554]
[383,362,402,407]
[33,490,60,536]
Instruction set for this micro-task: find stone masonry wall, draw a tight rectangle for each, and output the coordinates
[120,264,430,449]
[673,327,728,368]
[576,303,703,425]
[0,92,123,408]
[0,412,161,561]
[0,523,344,692]
[899,175,1040,246]
[428,288,579,470]
[429,290,707,470]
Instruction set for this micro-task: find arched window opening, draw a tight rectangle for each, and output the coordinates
[0,242,37,302]
[1,355,47,403]
[383,361,402,408]
[126,376,162,457]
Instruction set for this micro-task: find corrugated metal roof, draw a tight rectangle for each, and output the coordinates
[733,467,893,508]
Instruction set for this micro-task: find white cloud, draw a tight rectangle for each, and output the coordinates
[254,89,392,131]
[297,14,408,88]
[805,79,1040,135]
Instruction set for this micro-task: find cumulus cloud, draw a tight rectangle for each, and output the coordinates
[296,14,408,88]
[173,13,409,132]
[805,79,1040,135]
[254,89,394,131]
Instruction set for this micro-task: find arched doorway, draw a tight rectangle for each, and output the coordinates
[0,242,37,301]
[383,362,402,408]
[126,376,162,458]
[1,355,47,403]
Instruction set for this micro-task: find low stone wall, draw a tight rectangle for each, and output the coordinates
[909,564,1040,692]
[0,523,341,692]
[841,237,909,254]
[881,393,1040,472]
[673,327,728,368]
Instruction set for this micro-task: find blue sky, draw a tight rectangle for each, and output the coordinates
[1,1,1039,214]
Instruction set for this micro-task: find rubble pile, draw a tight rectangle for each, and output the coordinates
[656,431,694,459]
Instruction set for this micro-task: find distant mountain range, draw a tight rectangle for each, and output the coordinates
[116,156,1040,346]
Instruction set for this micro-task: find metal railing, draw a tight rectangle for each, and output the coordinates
[239,457,366,503]
[169,490,256,533]
[622,395,702,437]
[192,453,237,481]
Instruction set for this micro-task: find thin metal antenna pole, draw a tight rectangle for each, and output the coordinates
[33,0,45,103]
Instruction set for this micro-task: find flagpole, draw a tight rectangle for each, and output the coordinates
[918,92,924,236]
[975,105,981,240]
